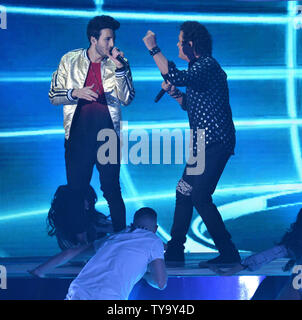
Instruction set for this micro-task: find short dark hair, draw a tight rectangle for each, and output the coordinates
[180,21,212,56]
[87,15,120,43]
[133,207,157,224]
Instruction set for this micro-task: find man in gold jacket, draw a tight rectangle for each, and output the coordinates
[49,15,135,244]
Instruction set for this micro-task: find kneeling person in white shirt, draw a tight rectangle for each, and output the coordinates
[30,207,167,300]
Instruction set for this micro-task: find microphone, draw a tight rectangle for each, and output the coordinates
[154,89,166,103]
[155,75,170,103]
[109,47,129,66]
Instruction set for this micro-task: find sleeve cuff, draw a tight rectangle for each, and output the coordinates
[67,89,77,102]
[115,67,126,78]
[161,73,170,82]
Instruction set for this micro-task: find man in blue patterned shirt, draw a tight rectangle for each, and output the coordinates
[143,21,240,267]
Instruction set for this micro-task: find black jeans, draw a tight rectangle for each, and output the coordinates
[64,101,126,234]
[168,143,237,255]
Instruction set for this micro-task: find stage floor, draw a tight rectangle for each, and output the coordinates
[1,253,291,279]
[0,253,294,300]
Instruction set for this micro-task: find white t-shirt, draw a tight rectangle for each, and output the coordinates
[66,228,164,300]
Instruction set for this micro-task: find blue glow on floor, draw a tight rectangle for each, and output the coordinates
[128,275,266,300]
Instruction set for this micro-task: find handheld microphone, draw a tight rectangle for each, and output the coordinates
[154,89,166,103]
[155,75,170,103]
[109,47,129,66]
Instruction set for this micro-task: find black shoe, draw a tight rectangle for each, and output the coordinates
[199,252,241,268]
[164,247,185,267]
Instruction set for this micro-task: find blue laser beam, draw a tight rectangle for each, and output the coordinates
[1,118,302,138]
[0,128,64,137]
[1,183,302,222]
[3,5,290,24]
[3,68,302,83]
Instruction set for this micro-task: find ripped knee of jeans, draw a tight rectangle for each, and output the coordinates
[176,178,193,196]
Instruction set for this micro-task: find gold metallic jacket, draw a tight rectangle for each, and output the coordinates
[49,48,135,140]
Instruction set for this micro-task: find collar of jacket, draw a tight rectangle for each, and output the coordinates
[79,49,114,89]
[188,54,211,68]
[83,48,110,63]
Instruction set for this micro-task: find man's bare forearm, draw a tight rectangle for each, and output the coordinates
[143,259,167,290]
[143,31,185,110]
[152,52,169,75]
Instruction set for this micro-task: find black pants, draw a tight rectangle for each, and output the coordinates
[169,143,237,255]
[64,101,126,234]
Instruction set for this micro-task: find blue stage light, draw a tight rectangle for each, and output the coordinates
[1,183,302,222]
[2,5,291,24]
[1,119,302,138]
[285,1,302,180]
[3,68,302,83]
[4,6,95,18]
[0,128,64,138]
[94,0,104,12]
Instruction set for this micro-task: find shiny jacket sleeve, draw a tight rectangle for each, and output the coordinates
[48,56,78,106]
[115,64,135,106]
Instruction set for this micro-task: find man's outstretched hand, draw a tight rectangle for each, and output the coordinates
[72,84,98,101]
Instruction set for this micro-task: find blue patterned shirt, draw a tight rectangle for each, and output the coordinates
[166,55,236,156]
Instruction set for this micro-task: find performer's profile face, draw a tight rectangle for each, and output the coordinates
[94,28,115,57]
[177,31,190,62]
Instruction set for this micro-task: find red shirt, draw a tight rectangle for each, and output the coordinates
[83,62,106,104]
[75,62,112,134]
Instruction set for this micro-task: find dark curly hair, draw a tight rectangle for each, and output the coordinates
[180,21,212,56]
[46,185,105,249]
[279,208,302,271]
[87,15,120,43]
